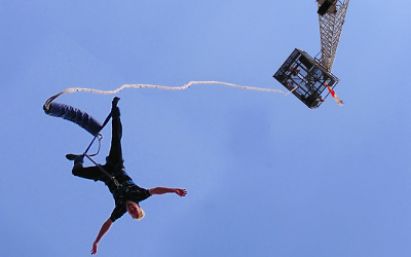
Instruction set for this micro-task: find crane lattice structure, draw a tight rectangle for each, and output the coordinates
[318,0,351,71]
[273,0,350,109]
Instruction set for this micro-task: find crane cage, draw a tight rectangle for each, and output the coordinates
[273,48,338,109]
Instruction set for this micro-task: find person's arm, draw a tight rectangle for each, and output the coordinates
[149,187,187,197]
[91,218,113,255]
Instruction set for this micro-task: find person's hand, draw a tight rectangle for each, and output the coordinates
[175,188,187,197]
[91,242,98,255]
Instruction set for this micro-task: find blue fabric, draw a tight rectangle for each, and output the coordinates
[45,102,102,136]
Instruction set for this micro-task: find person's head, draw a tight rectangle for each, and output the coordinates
[126,200,145,220]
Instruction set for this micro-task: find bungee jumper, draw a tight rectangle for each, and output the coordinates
[44,97,187,255]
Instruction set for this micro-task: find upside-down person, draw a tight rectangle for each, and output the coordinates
[66,97,187,254]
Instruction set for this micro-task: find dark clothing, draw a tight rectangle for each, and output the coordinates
[72,106,151,222]
[109,182,151,222]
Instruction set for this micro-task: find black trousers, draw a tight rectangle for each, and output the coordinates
[72,106,124,182]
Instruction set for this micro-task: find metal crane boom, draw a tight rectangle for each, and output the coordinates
[317,0,350,71]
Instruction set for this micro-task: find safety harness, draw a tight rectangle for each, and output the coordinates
[75,107,123,189]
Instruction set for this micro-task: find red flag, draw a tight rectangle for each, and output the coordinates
[326,85,344,106]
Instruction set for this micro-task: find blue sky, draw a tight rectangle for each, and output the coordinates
[1,1,411,257]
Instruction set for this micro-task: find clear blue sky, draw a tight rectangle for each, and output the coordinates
[1,1,410,256]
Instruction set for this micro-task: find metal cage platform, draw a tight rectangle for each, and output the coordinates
[273,49,339,109]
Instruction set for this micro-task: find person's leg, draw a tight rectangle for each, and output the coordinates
[71,156,105,182]
[106,103,124,168]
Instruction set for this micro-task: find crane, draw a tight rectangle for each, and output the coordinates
[317,0,351,71]
[274,0,350,108]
